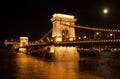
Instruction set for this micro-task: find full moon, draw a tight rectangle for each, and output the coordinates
[103,8,108,14]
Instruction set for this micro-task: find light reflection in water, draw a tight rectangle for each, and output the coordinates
[14,53,104,79]
[54,46,79,61]
[0,50,112,79]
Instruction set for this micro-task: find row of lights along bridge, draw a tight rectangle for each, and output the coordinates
[37,32,117,43]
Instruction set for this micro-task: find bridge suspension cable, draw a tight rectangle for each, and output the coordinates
[61,23,120,32]
[39,28,52,41]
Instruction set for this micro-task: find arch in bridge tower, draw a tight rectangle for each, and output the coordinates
[51,13,77,42]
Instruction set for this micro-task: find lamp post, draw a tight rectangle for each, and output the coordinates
[108,33,115,39]
[83,35,88,40]
[76,36,81,41]
[94,32,101,40]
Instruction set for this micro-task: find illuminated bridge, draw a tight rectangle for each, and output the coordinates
[5,13,120,55]
[18,13,120,48]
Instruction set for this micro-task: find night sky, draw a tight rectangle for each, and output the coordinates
[0,0,120,42]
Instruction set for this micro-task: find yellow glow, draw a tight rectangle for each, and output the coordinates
[83,36,87,39]
[109,33,113,36]
[52,34,61,37]
[78,37,81,39]
[50,45,55,53]
[103,8,108,14]
[53,13,74,19]
[54,46,79,61]
[57,34,61,36]
[69,38,74,41]
[96,32,100,35]
[20,37,28,40]
[55,37,62,42]
[19,48,27,53]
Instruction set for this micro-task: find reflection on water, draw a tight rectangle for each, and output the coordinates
[0,49,120,79]
[54,46,79,61]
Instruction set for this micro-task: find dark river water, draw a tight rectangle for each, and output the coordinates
[0,49,120,79]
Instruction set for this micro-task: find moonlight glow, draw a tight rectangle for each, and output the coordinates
[103,8,108,14]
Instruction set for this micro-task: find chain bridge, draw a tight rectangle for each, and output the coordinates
[5,13,120,58]
[19,13,120,48]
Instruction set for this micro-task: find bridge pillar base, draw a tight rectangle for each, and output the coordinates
[54,46,80,61]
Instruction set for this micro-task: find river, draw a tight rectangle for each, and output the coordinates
[0,49,120,79]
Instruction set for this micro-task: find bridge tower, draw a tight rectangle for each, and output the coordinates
[19,37,29,53]
[50,13,79,60]
[51,13,77,42]
[20,37,29,47]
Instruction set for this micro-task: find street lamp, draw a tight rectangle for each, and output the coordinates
[83,35,87,40]
[96,32,100,35]
[108,33,115,39]
[94,32,101,40]
[109,33,113,37]
[78,37,81,40]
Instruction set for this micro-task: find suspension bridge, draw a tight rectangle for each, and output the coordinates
[4,13,120,55]
[20,13,120,47]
